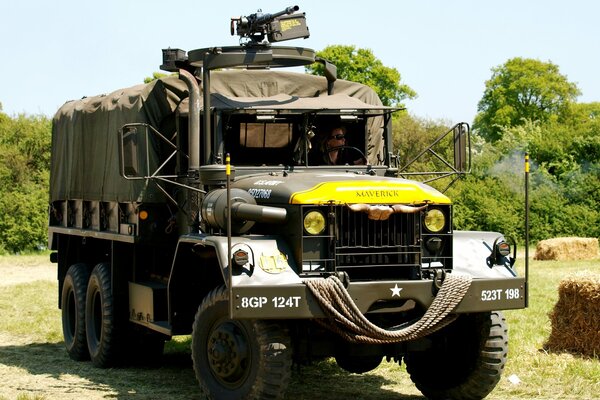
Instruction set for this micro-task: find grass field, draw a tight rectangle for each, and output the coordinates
[0,254,599,399]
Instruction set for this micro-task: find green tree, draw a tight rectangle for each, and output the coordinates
[0,111,51,253]
[305,45,416,106]
[564,102,600,165]
[0,182,49,253]
[449,174,524,240]
[474,57,580,142]
[448,111,600,242]
[144,72,172,83]
[392,113,460,190]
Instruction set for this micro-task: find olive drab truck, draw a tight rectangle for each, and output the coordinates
[49,6,528,400]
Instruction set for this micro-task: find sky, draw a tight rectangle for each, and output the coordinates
[2,0,599,124]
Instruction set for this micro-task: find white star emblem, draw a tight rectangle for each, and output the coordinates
[390,284,402,297]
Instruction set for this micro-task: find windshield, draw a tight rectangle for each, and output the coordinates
[221,113,375,167]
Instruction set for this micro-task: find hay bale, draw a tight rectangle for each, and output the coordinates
[534,237,599,261]
[545,273,600,358]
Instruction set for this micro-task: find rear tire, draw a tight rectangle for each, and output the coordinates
[405,311,508,400]
[191,286,293,400]
[61,263,90,361]
[85,262,120,367]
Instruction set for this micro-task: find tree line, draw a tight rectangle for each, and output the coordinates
[1,48,599,253]
[310,46,599,243]
[0,105,50,253]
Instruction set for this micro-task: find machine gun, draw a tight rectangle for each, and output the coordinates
[231,5,309,45]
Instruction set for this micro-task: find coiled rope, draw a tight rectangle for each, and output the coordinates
[304,273,472,344]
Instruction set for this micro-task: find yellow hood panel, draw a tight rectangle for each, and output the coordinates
[289,180,451,205]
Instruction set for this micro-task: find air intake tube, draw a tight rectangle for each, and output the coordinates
[201,188,287,234]
[178,69,201,173]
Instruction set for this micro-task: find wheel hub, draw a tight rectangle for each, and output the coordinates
[207,322,249,384]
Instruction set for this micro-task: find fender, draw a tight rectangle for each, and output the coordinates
[453,230,517,278]
[175,233,302,287]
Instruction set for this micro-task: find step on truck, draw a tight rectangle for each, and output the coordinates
[49,6,528,400]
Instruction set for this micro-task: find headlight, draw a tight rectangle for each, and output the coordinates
[424,208,446,233]
[303,210,326,235]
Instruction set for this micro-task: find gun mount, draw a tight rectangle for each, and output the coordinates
[230,5,309,45]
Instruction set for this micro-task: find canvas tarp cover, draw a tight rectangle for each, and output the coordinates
[208,71,387,164]
[50,70,387,203]
[50,78,188,202]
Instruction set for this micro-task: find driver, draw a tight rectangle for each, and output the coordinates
[315,126,366,165]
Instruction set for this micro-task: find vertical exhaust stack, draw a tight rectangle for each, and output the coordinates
[159,49,201,172]
[202,65,212,165]
[178,69,202,233]
[178,69,201,174]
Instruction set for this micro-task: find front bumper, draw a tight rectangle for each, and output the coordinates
[231,277,526,319]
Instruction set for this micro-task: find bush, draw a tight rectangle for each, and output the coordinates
[0,183,48,253]
[0,112,50,253]
[450,175,523,240]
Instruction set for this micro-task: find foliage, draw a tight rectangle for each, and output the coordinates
[450,175,523,239]
[395,107,600,243]
[392,113,461,192]
[392,113,452,164]
[305,45,416,107]
[0,111,51,253]
[0,182,49,254]
[474,57,580,142]
[144,72,173,83]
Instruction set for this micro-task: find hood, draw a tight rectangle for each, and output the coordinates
[232,171,450,205]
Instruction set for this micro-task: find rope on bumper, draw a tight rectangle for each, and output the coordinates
[303,273,472,344]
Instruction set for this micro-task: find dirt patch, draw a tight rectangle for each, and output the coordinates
[0,330,201,400]
[0,256,108,400]
[0,256,413,400]
[0,346,116,400]
[0,256,203,400]
[0,255,56,287]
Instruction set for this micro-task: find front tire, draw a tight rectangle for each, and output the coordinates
[61,263,90,361]
[405,311,508,400]
[192,286,293,400]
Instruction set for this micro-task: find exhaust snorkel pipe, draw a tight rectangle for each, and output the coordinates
[178,69,201,173]
[178,69,203,233]
[179,69,200,175]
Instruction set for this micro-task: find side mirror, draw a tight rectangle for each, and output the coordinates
[119,124,150,179]
[398,122,471,191]
[453,123,470,173]
[118,123,177,180]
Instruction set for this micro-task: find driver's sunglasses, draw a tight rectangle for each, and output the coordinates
[330,134,345,140]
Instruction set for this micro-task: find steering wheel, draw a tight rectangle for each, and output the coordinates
[326,145,367,165]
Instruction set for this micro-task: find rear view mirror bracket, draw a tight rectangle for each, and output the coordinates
[118,123,205,207]
[398,122,471,192]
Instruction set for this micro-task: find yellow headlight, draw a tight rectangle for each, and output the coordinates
[424,208,446,233]
[303,210,326,235]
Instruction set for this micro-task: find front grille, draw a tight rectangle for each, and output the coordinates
[335,206,421,281]
[300,205,426,280]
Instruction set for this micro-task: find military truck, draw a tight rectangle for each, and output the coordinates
[49,6,527,400]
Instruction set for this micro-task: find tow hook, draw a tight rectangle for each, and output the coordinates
[432,268,446,293]
[335,271,350,288]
